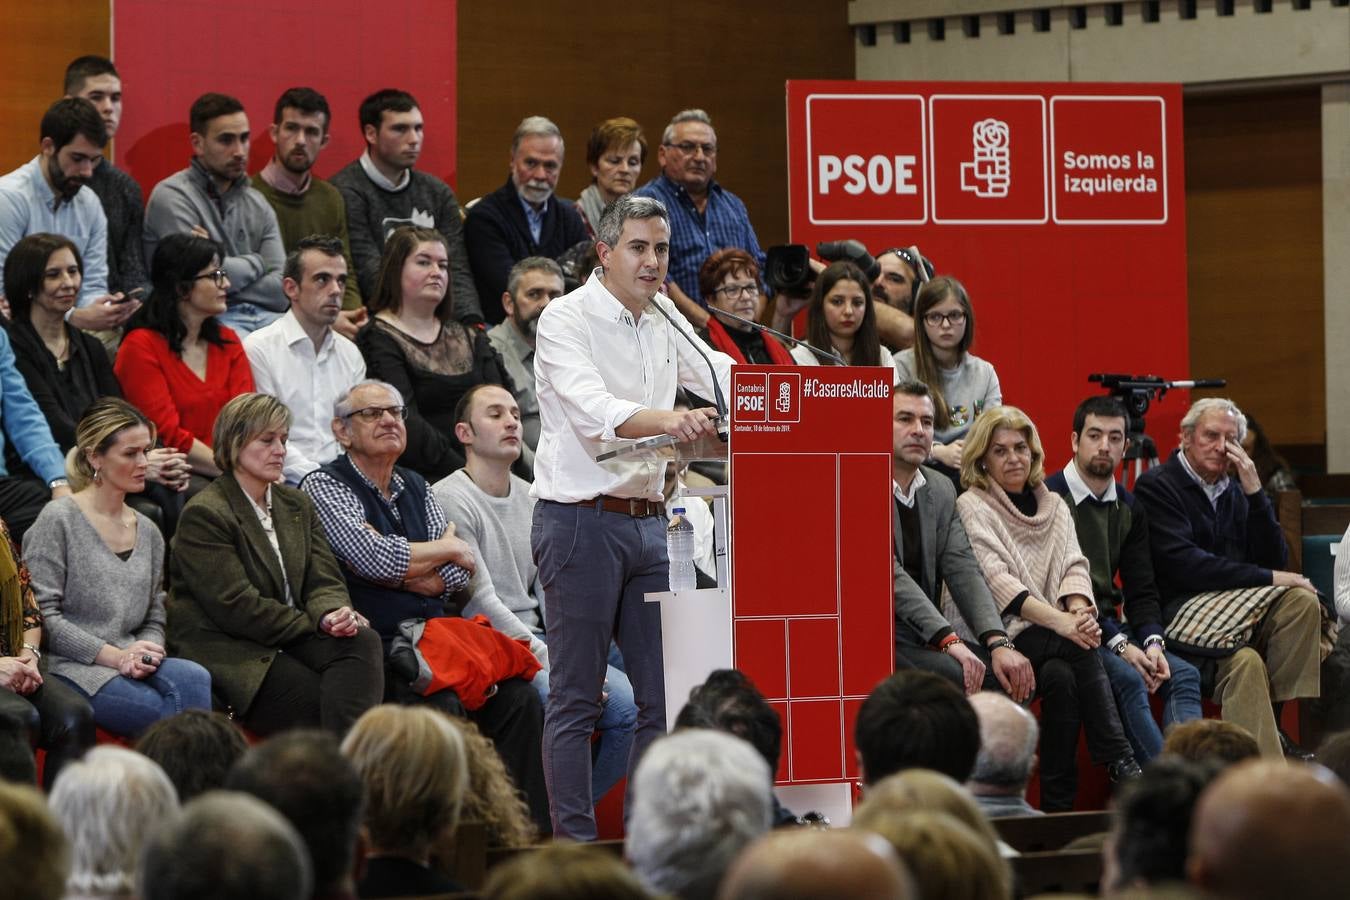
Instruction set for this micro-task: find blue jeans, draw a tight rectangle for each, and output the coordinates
[532,500,668,841]
[532,635,637,803]
[1098,643,1203,762]
[217,302,283,339]
[55,657,213,738]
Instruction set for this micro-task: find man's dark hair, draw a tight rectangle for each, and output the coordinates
[40,97,107,151]
[63,55,119,95]
[1316,730,1350,789]
[894,379,932,400]
[272,86,330,130]
[854,670,979,785]
[189,93,245,136]
[282,234,345,285]
[674,668,782,772]
[1072,395,1130,436]
[358,88,418,138]
[1112,755,1222,887]
[0,712,37,785]
[134,709,248,803]
[224,731,364,892]
[454,381,509,429]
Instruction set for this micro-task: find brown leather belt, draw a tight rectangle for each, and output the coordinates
[566,495,666,517]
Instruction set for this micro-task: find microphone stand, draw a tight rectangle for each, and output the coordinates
[648,299,730,442]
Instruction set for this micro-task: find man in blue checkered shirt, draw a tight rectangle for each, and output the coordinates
[634,109,766,327]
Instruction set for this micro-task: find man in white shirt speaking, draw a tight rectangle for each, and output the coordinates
[531,194,732,840]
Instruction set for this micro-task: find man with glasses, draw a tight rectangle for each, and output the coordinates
[245,235,366,484]
[302,379,550,831]
[464,117,588,326]
[634,109,765,326]
[144,92,287,337]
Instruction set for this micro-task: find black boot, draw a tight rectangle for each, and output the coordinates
[1107,756,1143,784]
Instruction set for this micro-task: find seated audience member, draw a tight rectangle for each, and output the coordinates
[0,781,69,900]
[116,234,255,484]
[1186,759,1350,900]
[0,321,73,539]
[1046,396,1203,763]
[445,716,538,848]
[889,381,1034,699]
[341,705,468,898]
[143,93,286,337]
[225,730,365,900]
[1161,718,1261,766]
[852,768,1006,862]
[251,88,365,338]
[0,97,140,333]
[487,256,565,463]
[302,379,547,827]
[575,117,648,238]
[854,669,981,785]
[1101,755,1222,894]
[484,842,652,900]
[139,791,312,900]
[0,514,94,789]
[674,668,797,826]
[697,248,793,365]
[955,406,1140,809]
[62,56,149,300]
[1317,729,1350,787]
[48,745,179,900]
[357,226,510,480]
[1240,413,1297,497]
[332,89,481,322]
[0,711,38,784]
[788,261,897,371]
[464,116,588,324]
[966,691,1041,818]
[435,382,636,801]
[719,828,915,900]
[24,399,211,737]
[1134,397,1328,759]
[895,277,1001,480]
[134,708,248,803]
[4,234,191,518]
[854,810,1011,900]
[627,729,772,900]
[244,235,366,484]
[169,393,383,735]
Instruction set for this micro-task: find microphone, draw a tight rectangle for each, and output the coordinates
[710,307,846,366]
[648,298,730,435]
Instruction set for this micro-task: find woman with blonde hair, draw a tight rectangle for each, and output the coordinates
[955,406,1138,810]
[854,810,1010,900]
[853,768,1004,862]
[342,704,469,898]
[23,398,210,738]
[445,716,536,848]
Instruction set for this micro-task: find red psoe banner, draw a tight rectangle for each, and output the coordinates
[788,81,1190,466]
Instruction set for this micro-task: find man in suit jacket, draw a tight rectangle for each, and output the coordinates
[891,380,1034,700]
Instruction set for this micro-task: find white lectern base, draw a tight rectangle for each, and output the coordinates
[645,587,732,731]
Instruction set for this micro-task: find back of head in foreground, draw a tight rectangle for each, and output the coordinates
[1161,718,1260,767]
[717,827,916,900]
[626,728,773,900]
[855,669,980,785]
[139,790,313,900]
[853,768,1004,862]
[134,708,249,803]
[853,809,1011,900]
[483,842,652,900]
[966,691,1039,796]
[1103,754,1222,893]
[0,781,68,900]
[1187,759,1350,900]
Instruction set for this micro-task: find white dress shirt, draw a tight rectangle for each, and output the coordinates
[532,270,733,503]
[244,310,366,484]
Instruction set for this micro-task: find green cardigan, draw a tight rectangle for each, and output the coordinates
[168,474,350,715]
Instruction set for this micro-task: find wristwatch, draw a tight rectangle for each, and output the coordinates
[22,642,41,661]
[1113,639,1132,656]
[48,478,69,491]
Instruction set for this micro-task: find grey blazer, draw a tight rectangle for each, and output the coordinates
[892,467,1004,644]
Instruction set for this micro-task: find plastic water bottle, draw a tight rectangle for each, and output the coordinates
[667,504,698,592]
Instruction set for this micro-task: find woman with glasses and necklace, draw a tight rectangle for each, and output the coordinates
[358,226,511,482]
[788,260,898,373]
[895,276,1002,481]
[697,249,794,366]
[115,233,255,489]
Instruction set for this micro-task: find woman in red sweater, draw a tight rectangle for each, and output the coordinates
[114,234,254,482]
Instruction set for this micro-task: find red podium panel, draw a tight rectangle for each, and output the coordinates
[729,366,892,788]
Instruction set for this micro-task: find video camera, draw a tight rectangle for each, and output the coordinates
[763,240,882,294]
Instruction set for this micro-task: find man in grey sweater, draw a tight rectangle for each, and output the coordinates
[143,93,287,337]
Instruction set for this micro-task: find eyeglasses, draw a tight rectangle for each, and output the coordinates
[923,310,967,327]
[666,141,717,157]
[344,405,408,422]
[193,269,228,288]
[716,283,759,299]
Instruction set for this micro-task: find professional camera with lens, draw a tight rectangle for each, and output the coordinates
[763,240,882,295]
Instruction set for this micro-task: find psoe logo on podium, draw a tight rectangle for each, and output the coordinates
[733,372,769,423]
[804,94,927,226]
[930,95,1047,224]
[767,373,801,424]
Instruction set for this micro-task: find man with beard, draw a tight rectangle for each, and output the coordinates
[488,256,565,465]
[251,88,366,339]
[144,93,287,337]
[870,246,928,351]
[0,98,140,332]
[1046,396,1203,765]
[464,116,588,326]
